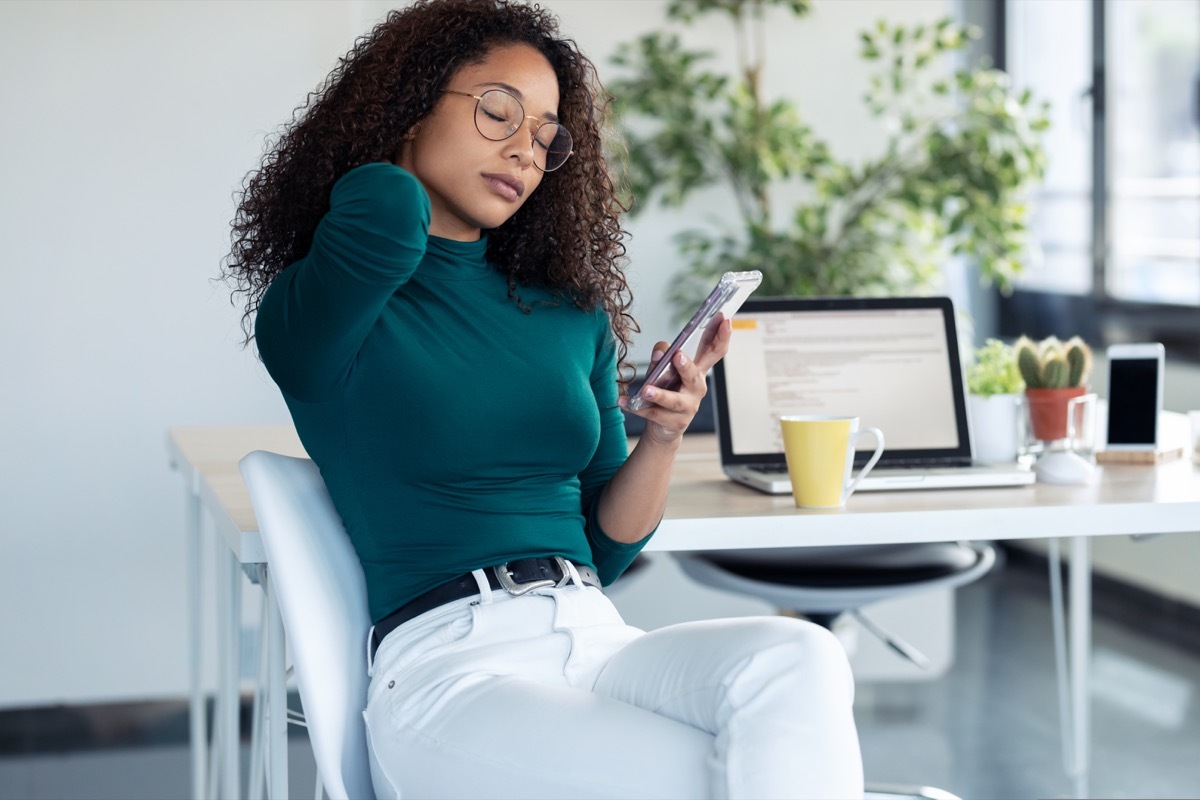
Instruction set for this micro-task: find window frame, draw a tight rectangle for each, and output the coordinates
[991,0,1200,361]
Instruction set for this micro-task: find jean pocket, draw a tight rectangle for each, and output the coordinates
[369,604,477,704]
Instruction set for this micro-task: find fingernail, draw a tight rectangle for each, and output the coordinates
[618,397,628,409]
[643,386,656,399]
[678,353,688,365]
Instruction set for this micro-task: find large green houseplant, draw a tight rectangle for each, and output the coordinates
[609,0,1051,318]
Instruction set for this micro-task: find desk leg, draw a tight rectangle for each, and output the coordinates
[185,471,208,800]
[213,522,228,799]
[230,553,244,799]
[265,568,289,800]
[1046,538,1073,776]
[216,540,242,800]
[1069,535,1091,796]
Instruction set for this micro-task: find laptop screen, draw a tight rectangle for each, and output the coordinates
[712,296,973,468]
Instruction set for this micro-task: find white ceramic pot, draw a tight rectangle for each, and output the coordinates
[967,393,1023,463]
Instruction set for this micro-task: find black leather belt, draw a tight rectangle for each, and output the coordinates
[371,557,601,657]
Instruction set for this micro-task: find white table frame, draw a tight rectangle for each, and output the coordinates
[169,421,1200,799]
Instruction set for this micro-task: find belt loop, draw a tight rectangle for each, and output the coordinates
[471,569,494,604]
[556,556,583,589]
[366,624,377,675]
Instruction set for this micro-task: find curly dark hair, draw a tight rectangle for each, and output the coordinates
[223,0,636,382]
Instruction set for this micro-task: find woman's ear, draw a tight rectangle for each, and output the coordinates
[394,123,420,168]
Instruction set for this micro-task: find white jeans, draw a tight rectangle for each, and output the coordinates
[364,571,863,799]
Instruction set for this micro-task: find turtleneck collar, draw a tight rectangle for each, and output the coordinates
[419,233,491,280]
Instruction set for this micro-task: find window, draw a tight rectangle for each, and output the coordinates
[1006,0,1093,296]
[1109,0,1200,305]
[999,0,1200,356]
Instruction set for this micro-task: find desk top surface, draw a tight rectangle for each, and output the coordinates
[169,419,1200,558]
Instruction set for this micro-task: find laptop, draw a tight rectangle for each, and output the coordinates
[712,296,1035,493]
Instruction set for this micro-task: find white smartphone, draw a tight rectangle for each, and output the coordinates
[627,270,763,412]
[1104,342,1165,451]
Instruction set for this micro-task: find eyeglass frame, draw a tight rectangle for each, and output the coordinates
[440,88,574,172]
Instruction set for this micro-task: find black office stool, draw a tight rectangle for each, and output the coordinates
[674,542,997,670]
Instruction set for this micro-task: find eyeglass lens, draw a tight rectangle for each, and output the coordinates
[475,90,573,171]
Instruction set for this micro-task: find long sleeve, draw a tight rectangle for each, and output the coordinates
[580,328,651,584]
[255,163,431,402]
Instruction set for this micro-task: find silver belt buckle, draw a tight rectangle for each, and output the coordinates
[494,561,556,596]
[552,556,575,588]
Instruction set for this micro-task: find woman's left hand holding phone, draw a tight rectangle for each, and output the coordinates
[618,313,733,445]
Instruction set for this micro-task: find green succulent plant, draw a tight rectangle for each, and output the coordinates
[1014,335,1092,390]
[608,0,1051,320]
[966,338,1024,397]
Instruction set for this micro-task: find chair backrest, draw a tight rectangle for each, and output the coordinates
[239,450,376,800]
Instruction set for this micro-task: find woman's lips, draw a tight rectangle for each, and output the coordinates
[483,173,525,201]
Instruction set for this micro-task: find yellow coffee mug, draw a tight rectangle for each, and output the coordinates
[779,416,885,508]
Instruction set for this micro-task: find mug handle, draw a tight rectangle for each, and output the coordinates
[843,427,886,501]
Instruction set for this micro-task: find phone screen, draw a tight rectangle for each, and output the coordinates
[1106,358,1159,445]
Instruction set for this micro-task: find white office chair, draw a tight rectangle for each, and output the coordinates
[239,450,377,800]
[240,449,960,800]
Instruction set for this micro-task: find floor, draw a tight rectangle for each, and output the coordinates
[855,557,1200,798]
[1,551,1198,799]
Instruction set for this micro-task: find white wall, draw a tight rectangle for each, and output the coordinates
[1,0,973,707]
[1,0,368,707]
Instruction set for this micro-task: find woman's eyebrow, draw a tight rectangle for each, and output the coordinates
[476,81,560,122]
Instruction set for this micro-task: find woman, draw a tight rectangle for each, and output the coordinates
[225,1,862,797]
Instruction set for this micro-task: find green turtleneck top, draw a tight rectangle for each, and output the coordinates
[255,162,647,623]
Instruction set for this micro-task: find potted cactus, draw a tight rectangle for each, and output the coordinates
[1016,335,1093,442]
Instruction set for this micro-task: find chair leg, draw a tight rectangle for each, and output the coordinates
[786,608,931,669]
[266,573,290,800]
[801,611,841,629]
[849,609,931,670]
[207,702,221,800]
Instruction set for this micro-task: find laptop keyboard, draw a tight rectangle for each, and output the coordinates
[747,461,981,476]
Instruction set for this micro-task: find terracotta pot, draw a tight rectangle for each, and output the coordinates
[1025,386,1087,442]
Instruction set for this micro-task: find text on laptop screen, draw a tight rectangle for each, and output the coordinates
[723,308,961,454]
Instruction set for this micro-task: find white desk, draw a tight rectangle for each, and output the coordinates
[169,419,1200,799]
[169,427,307,800]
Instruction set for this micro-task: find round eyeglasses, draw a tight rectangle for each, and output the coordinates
[442,89,574,172]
